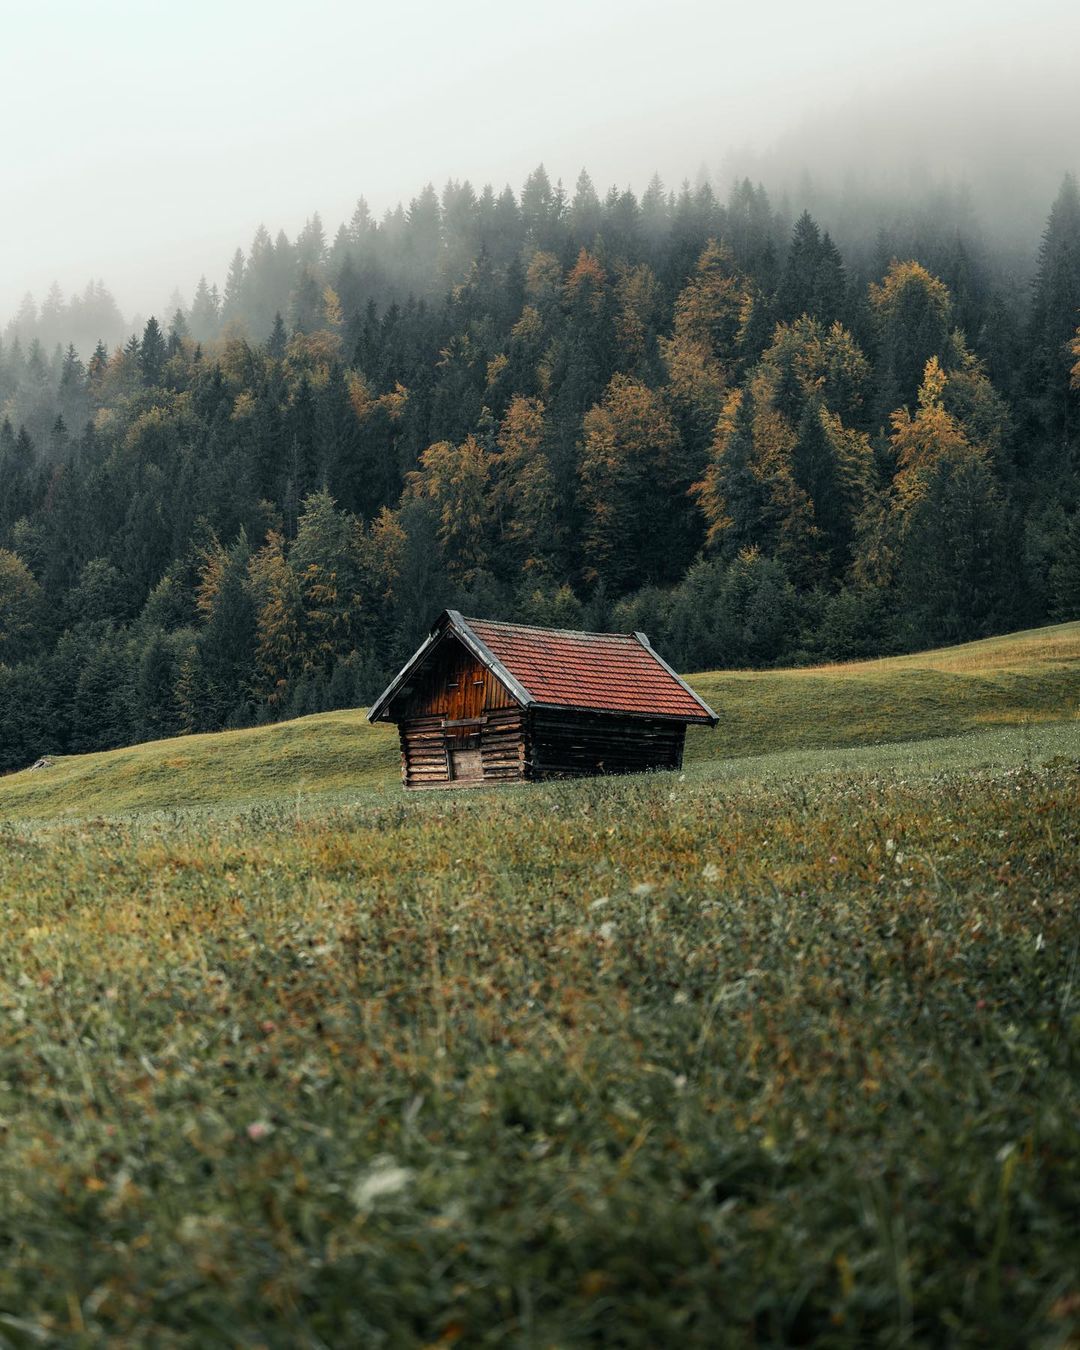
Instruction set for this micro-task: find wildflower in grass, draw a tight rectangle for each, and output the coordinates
[631,882,655,897]
[702,862,720,881]
[246,1121,273,1142]
[351,1156,413,1209]
[598,921,618,942]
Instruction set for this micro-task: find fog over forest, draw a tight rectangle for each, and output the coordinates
[3,0,1078,333]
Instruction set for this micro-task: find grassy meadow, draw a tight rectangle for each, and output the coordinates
[0,619,1077,822]
[0,624,1078,1345]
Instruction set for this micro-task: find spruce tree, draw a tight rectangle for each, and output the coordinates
[139,316,167,385]
[267,312,288,359]
[1028,175,1080,448]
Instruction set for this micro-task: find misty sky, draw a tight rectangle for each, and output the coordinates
[3,0,1079,323]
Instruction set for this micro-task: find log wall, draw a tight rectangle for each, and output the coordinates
[399,716,450,789]
[528,709,686,779]
[400,708,528,790]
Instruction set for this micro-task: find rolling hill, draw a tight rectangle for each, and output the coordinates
[1,620,1077,822]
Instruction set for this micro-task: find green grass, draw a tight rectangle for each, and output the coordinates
[2,620,1077,823]
[685,618,1080,763]
[0,623,1078,1345]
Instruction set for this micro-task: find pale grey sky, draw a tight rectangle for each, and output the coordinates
[3,0,1079,322]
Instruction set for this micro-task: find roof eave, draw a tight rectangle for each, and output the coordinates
[366,623,444,723]
[632,632,719,727]
[530,701,715,725]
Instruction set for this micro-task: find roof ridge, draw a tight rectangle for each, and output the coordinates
[462,615,637,642]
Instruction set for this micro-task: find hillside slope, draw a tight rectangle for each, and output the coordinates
[1,620,1077,822]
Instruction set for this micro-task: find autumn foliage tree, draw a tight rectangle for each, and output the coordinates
[870,259,953,419]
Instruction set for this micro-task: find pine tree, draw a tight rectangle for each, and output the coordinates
[222,248,246,325]
[247,530,304,705]
[492,395,557,573]
[579,375,683,590]
[296,213,327,268]
[694,387,770,559]
[290,267,324,334]
[1028,175,1080,448]
[189,276,220,341]
[167,308,189,355]
[0,548,42,662]
[139,316,167,385]
[1048,508,1080,619]
[191,531,256,728]
[267,311,287,359]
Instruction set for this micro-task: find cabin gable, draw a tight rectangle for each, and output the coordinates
[392,633,520,722]
[384,633,527,790]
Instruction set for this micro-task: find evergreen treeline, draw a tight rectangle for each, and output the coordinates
[1,167,1079,772]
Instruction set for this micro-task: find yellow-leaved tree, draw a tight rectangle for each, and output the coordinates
[0,548,42,665]
[864,356,1011,641]
[491,396,557,573]
[405,435,494,583]
[869,260,952,416]
[247,531,304,706]
[660,240,752,437]
[694,317,874,581]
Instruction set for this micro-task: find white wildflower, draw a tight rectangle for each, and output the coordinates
[351,1155,414,1210]
[702,862,720,882]
[598,921,618,942]
[631,882,655,897]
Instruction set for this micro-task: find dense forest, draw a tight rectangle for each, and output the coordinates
[1,167,1079,771]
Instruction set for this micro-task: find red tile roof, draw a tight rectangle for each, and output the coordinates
[464,616,716,723]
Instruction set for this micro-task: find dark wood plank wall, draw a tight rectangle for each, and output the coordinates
[401,638,517,721]
[528,710,686,779]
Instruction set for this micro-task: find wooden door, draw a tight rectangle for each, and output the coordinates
[446,724,483,782]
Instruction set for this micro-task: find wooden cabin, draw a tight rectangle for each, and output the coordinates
[368,610,717,790]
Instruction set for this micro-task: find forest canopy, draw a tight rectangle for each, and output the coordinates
[1,166,1079,770]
